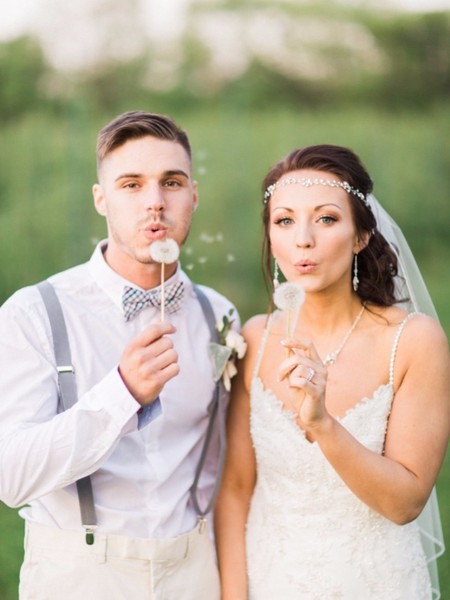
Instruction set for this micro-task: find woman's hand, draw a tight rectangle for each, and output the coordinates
[278,338,329,429]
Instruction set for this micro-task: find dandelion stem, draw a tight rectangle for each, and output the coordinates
[160,262,165,322]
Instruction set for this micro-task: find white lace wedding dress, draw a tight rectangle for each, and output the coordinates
[246,315,432,599]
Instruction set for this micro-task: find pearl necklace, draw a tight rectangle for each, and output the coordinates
[323,305,365,366]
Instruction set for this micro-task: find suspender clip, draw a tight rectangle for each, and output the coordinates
[198,517,207,534]
[57,365,75,374]
[84,525,97,545]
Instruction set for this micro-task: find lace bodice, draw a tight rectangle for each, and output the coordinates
[245,314,432,599]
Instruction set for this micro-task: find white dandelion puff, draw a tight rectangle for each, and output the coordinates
[273,282,305,312]
[273,282,305,340]
[149,238,180,264]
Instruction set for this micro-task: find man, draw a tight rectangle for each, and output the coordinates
[0,111,238,599]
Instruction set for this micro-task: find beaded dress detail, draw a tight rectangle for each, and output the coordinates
[246,314,432,599]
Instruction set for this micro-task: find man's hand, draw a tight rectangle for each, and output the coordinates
[118,322,179,406]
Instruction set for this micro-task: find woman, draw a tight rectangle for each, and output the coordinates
[215,145,449,599]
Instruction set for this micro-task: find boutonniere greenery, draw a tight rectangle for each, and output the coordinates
[208,309,247,391]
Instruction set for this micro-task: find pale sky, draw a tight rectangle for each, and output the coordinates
[1,0,449,41]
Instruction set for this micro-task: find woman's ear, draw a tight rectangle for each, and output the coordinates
[353,230,371,254]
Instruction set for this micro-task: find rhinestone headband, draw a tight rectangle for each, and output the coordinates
[264,177,369,206]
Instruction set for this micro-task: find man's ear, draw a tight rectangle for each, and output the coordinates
[192,180,199,211]
[92,183,107,217]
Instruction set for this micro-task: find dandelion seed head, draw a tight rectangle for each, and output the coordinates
[273,282,305,311]
[149,238,180,263]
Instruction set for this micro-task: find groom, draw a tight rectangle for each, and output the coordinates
[0,111,239,599]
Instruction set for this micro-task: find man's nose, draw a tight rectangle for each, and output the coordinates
[144,183,165,211]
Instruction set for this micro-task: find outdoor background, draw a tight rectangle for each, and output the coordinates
[0,0,449,598]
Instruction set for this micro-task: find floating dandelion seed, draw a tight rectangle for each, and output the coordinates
[184,246,193,256]
[149,238,180,322]
[185,264,194,271]
[198,256,208,264]
[198,166,207,176]
[273,282,305,343]
[226,254,235,263]
[199,233,216,244]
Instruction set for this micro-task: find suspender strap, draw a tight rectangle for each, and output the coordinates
[37,281,98,544]
[190,285,228,518]
[37,280,228,542]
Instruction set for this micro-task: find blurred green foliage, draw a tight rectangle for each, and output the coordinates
[0,2,449,599]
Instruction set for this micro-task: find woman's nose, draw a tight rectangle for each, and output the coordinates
[295,222,314,248]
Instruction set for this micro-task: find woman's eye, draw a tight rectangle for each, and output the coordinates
[318,215,337,224]
[274,217,293,226]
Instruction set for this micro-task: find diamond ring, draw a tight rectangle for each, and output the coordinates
[305,367,316,382]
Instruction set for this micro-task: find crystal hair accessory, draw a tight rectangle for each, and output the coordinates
[264,177,369,206]
[149,238,180,322]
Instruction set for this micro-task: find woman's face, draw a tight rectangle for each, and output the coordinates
[268,169,362,295]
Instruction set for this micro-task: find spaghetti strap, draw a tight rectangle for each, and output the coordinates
[388,312,419,387]
[252,313,275,380]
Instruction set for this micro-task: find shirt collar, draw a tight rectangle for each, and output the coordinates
[88,240,191,311]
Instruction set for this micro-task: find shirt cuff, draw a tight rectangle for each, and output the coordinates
[137,396,162,429]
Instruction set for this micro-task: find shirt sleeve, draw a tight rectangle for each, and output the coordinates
[0,294,159,508]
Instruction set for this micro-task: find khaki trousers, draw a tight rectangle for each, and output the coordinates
[19,521,220,600]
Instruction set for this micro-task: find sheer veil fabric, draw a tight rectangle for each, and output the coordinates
[369,194,445,599]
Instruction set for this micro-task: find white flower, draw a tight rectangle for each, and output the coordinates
[149,238,180,263]
[273,282,305,311]
[222,360,238,391]
[213,308,247,390]
[225,329,247,359]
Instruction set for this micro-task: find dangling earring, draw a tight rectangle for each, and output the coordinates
[273,260,280,289]
[352,254,359,292]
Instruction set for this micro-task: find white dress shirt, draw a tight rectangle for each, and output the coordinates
[0,242,237,539]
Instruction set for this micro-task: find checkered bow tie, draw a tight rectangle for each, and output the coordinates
[122,281,185,321]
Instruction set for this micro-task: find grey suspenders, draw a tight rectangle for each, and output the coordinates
[37,281,98,544]
[37,280,227,544]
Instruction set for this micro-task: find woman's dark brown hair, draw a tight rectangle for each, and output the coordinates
[261,144,399,307]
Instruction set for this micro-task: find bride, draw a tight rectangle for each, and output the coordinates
[214,144,449,599]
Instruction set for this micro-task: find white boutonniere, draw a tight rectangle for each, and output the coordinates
[208,309,247,391]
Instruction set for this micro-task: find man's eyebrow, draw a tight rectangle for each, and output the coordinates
[115,172,142,182]
[164,169,190,179]
[114,169,190,183]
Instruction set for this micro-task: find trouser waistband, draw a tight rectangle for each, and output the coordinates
[25,520,205,563]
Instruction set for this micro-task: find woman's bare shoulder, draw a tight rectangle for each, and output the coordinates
[242,313,271,341]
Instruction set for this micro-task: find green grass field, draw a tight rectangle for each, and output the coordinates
[0,104,449,598]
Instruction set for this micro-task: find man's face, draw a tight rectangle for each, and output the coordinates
[93,135,198,281]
